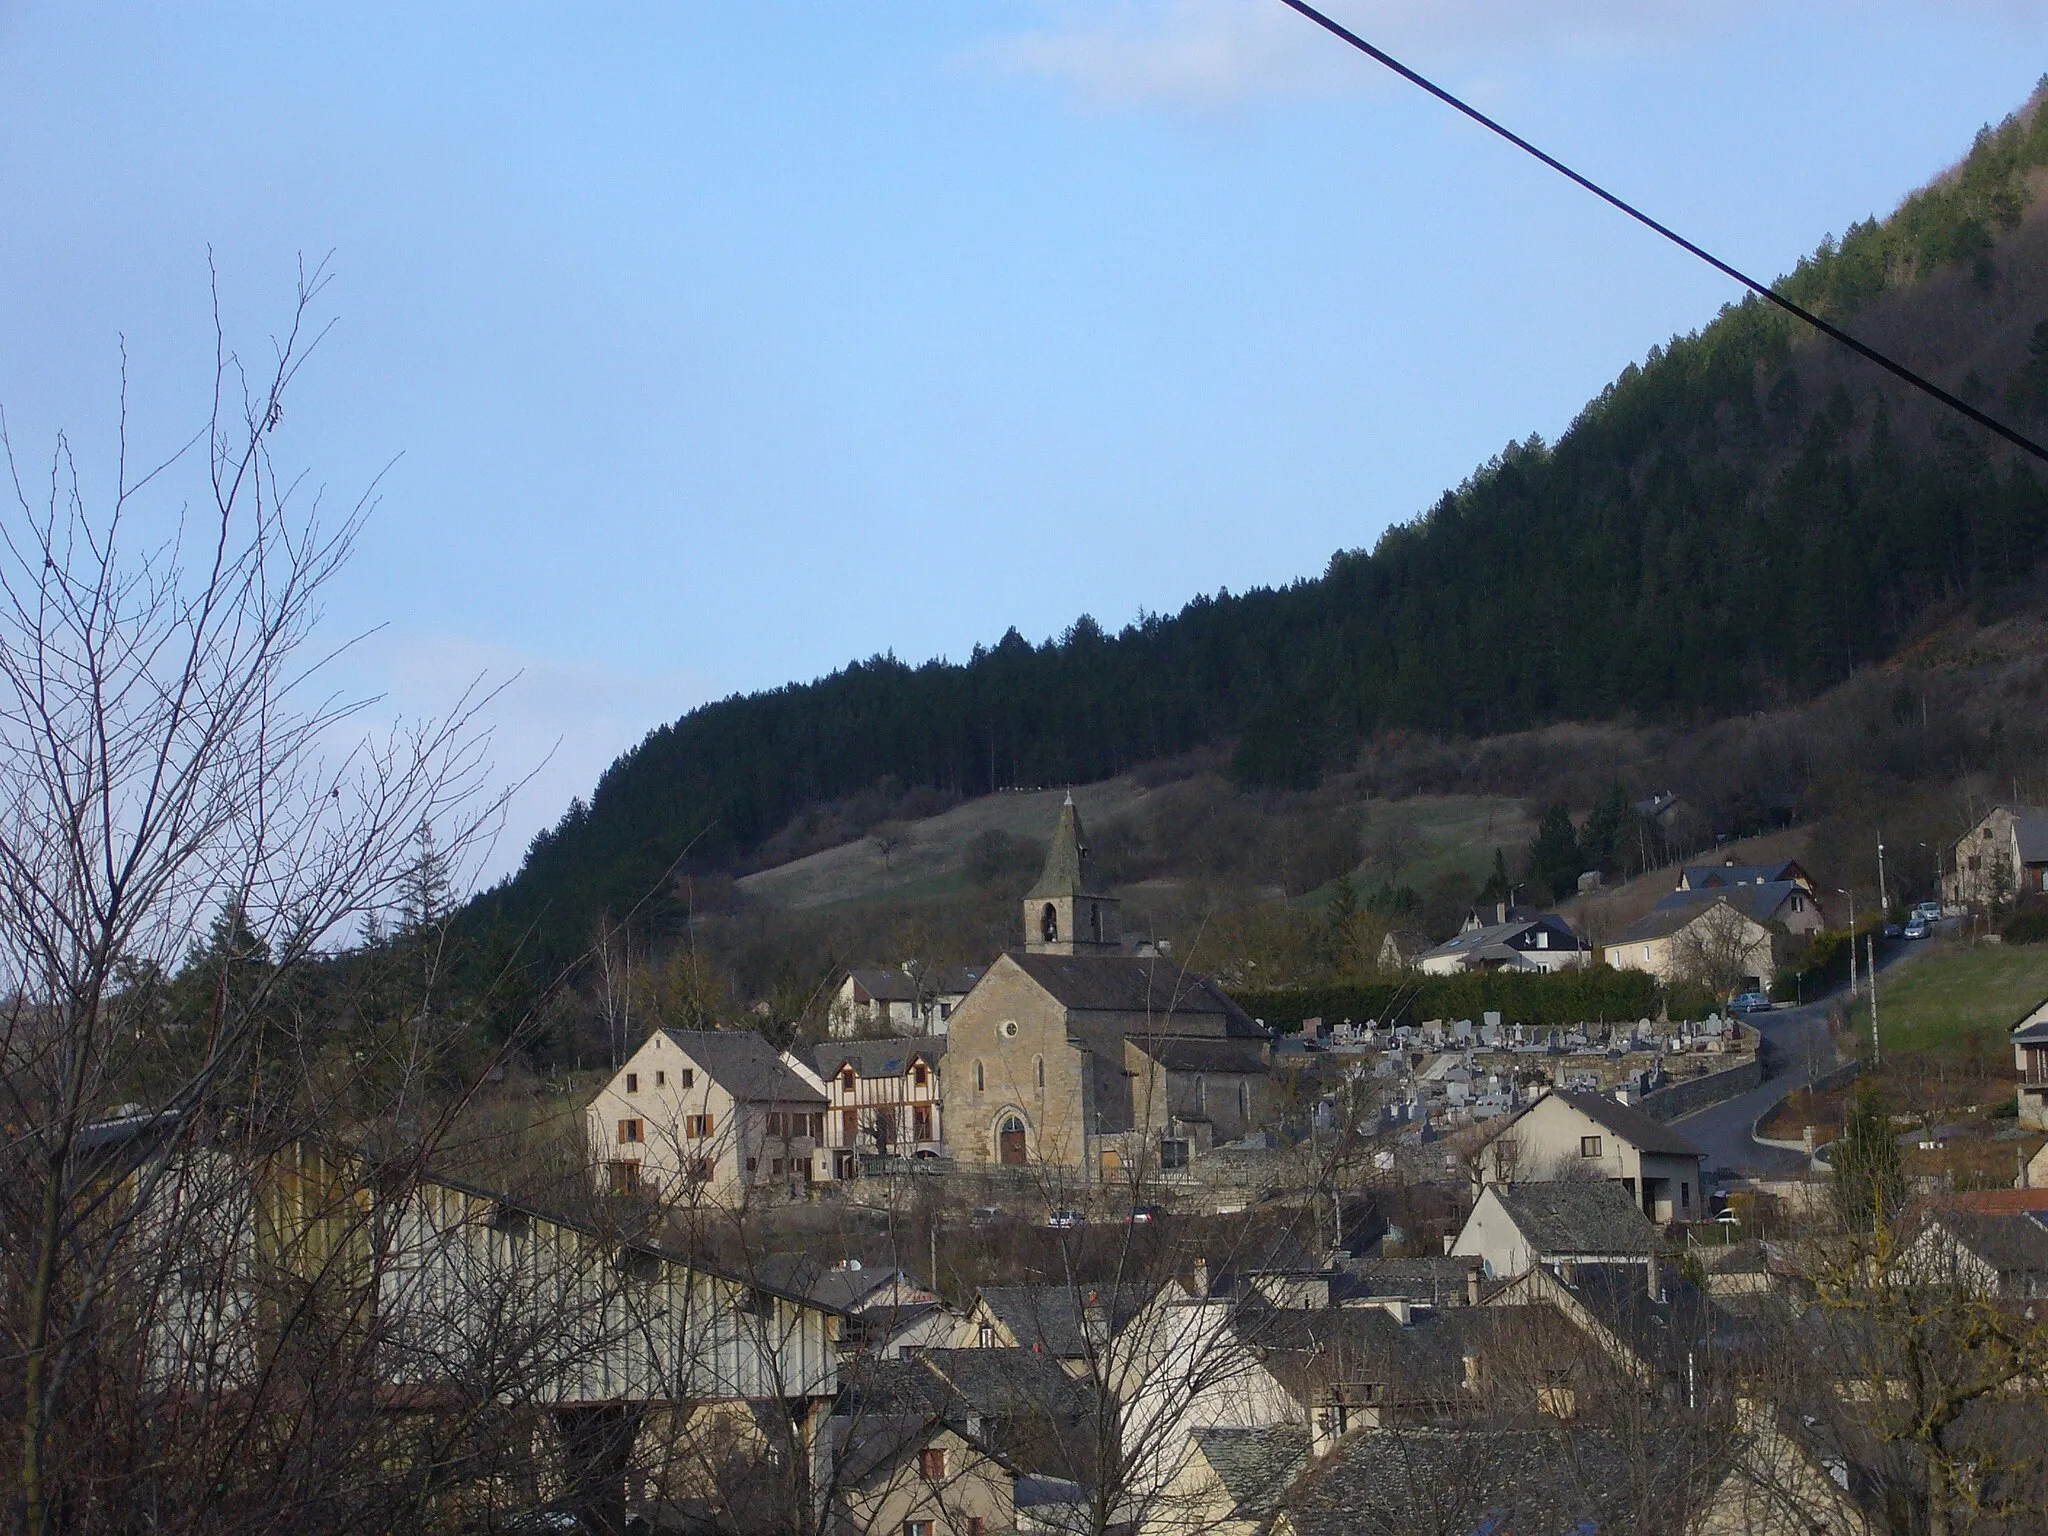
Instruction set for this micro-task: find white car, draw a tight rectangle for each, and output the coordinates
[1904,917,1930,940]
[1913,902,1942,924]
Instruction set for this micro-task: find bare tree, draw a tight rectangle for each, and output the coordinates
[0,263,512,1533]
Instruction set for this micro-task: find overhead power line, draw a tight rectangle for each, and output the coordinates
[1276,0,2048,467]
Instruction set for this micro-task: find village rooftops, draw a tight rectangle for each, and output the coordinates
[1186,1425,1309,1524]
[1680,859,1812,891]
[1613,881,1812,945]
[1483,1181,1660,1259]
[656,1028,826,1105]
[972,1283,1150,1360]
[1002,951,1266,1036]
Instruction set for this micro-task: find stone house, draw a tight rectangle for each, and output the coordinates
[585,1029,828,1206]
[1899,1205,2048,1299]
[793,1037,948,1175]
[1470,1088,1706,1222]
[945,796,1274,1175]
[1943,802,2048,909]
[823,1415,1016,1536]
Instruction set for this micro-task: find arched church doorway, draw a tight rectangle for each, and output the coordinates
[998,1114,1028,1165]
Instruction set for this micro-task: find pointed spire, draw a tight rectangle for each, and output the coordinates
[1029,794,1089,897]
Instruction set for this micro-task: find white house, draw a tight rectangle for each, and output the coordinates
[1944,803,2048,909]
[1470,1088,1706,1223]
[1414,909,1592,976]
[1451,1180,1660,1281]
[829,964,986,1038]
[586,1029,829,1207]
[1604,890,1786,993]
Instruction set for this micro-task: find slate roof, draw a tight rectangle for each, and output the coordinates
[1486,1181,1659,1258]
[658,1028,825,1105]
[845,966,986,1003]
[750,1256,926,1314]
[1005,952,1265,1036]
[1539,1262,1731,1375]
[2016,814,2048,865]
[1127,1037,1271,1074]
[1335,1255,1483,1306]
[1416,914,1588,967]
[841,1349,1097,1479]
[1681,860,1809,890]
[1924,1209,2048,1289]
[1614,881,1807,943]
[1239,1301,1488,1409]
[810,1037,948,1081]
[974,1284,1149,1359]
[1188,1425,1309,1521]
[2010,996,2048,1045]
[1544,1088,1705,1159]
[1027,793,1097,899]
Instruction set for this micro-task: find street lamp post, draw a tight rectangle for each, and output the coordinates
[1877,832,1889,922]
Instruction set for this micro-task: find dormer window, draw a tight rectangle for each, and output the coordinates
[840,1067,856,1092]
[913,1063,929,1089]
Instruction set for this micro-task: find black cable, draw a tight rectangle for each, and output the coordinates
[1277,0,2048,466]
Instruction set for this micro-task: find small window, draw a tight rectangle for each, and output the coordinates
[688,1158,715,1183]
[1580,1136,1602,1158]
[678,1068,695,1088]
[978,1322,996,1348]
[1536,931,1549,949]
[1000,1020,1019,1039]
[1034,1056,1045,1089]
[1682,1181,1691,1209]
[1195,1075,1207,1113]
[906,1522,936,1536]
[745,1157,757,1174]
[625,1072,639,1093]
[973,1061,985,1092]
[913,1063,929,1089]
[919,1447,947,1481]
[607,1162,642,1194]
[841,1067,856,1092]
[939,1003,953,1021]
[686,1114,716,1140]
[655,1070,666,1087]
[967,1520,984,1536]
[1160,1138,1189,1170]
[767,1112,784,1137]
[810,1113,825,1138]
[617,1119,643,1145]
[771,1158,785,1177]
[1239,1081,1250,1118]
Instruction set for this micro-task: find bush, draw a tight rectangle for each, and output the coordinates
[2001,901,2048,945]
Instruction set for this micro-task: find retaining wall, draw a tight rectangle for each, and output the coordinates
[1640,1055,1765,1123]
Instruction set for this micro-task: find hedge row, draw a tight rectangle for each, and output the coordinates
[1231,968,1665,1033]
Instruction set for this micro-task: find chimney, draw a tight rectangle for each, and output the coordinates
[1646,1256,1662,1302]
[1496,901,1508,925]
[1191,1257,1209,1298]
[1466,1264,1482,1307]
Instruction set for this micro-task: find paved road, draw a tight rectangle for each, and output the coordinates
[1671,928,1949,1181]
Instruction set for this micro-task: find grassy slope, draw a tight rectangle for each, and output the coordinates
[1871,943,2048,1055]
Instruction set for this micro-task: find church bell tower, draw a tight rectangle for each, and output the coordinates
[1024,793,1120,955]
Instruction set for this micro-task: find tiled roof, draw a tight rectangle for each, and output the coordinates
[1006,952,1265,1036]
[1127,1037,1270,1074]
[657,1028,825,1105]
[1947,1188,2048,1216]
[1487,1181,1659,1258]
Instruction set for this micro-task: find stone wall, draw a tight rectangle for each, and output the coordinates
[1639,1055,1765,1123]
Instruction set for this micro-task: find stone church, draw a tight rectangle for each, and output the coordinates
[945,795,1275,1176]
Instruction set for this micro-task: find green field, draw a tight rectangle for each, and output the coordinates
[1870,943,2048,1057]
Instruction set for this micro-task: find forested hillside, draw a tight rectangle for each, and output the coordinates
[471,90,2048,976]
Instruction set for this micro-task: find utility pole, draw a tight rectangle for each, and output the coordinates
[1839,888,1857,1000]
[1876,831,1889,921]
[1867,931,1881,1069]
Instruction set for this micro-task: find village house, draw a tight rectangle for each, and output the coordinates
[829,964,987,1038]
[791,1036,948,1176]
[1943,802,2048,908]
[1451,1179,1662,1280]
[1470,1087,1706,1221]
[1414,907,1592,976]
[1605,889,1787,994]
[944,796,1275,1175]
[1899,1203,2048,1299]
[585,1028,829,1205]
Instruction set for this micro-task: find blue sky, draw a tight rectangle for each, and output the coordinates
[4,2,2046,882]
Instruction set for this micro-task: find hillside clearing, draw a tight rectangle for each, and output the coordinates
[1870,943,2048,1058]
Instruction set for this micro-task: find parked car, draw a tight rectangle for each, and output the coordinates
[967,1205,1006,1228]
[1904,917,1930,940]
[1045,1208,1086,1230]
[1729,992,1772,1013]
[1913,901,1943,924]
[1883,923,1903,939]
[1126,1204,1164,1224]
